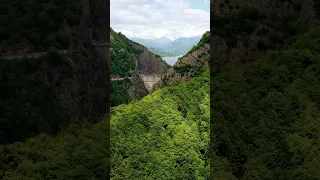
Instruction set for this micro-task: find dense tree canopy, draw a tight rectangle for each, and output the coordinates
[0,0,81,52]
[0,71,210,179]
[111,71,210,179]
[0,52,71,144]
[211,4,310,72]
[0,48,107,145]
[0,121,109,180]
[211,26,320,180]
[110,28,142,77]
[110,78,133,107]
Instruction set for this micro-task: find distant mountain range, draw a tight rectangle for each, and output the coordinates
[131,35,202,56]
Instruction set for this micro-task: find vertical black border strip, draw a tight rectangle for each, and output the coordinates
[210,0,215,179]
[106,0,110,179]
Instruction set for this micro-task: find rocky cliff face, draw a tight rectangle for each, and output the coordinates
[215,0,317,23]
[0,0,109,144]
[129,42,169,75]
[128,76,149,100]
[110,28,170,106]
[211,0,319,73]
[153,31,210,90]
[110,29,169,77]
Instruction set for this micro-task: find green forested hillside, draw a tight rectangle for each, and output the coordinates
[110,28,170,107]
[110,28,141,77]
[0,0,81,53]
[0,48,107,144]
[111,71,210,179]
[0,121,109,179]
[154,31,210,90]
[212,3,311,72]
[110,28,140,107]
[0,52,70,144]
[110,79,133,107]
[0,0,108,145]
[211,26,320,180]
[0,71,210,179]
[174,31,210,78]
[110,77,148,107]
[183,31,210,58]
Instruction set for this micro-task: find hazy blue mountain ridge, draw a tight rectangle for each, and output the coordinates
[132,35,202,56]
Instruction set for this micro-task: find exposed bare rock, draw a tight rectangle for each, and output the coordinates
[117,32,169,75]
[110,28,169,96]
[128,76,149,99]
[211,0,320,73]
[153,32,210,90]
[215,0,317,24]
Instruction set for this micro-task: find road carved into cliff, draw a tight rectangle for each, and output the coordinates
[0,50,71,60]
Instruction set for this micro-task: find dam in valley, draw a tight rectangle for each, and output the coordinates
[111,74,161,92]
[139,74,161,91]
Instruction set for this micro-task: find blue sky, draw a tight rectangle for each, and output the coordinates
[110,0,210,39]
[186,0,210,11]
[145,0,210,11]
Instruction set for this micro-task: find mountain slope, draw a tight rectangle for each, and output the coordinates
[211,26,320,180]
[0,120,109,179]
[132,35,202,56]
[110,28,169,77]
[110,28,170,107]
[153,31,210,90]
[131,37,173,50]
[0,0,108,144]
[163,36,202,55]
[212,0,318,73]
[0,71,210,179]
[210,1,320,179]
[110,77,148,107]
[112,71,210,179]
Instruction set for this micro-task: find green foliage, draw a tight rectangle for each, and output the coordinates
[212,7,263,47]
[0,122,109,180]
[212,5,308,50]
[0,71,210,179]
[184,31,210,58]
[0,53,72,144]
[110,28,138,77]
[110,79,133,107]
[111,71,210,179]
[174,64,193,76]
[0,0,81,52]
[211,27,320,179]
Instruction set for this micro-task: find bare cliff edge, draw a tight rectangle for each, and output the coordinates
[110,28,169,98]
[152,31,210,90]
[110,28,169,77]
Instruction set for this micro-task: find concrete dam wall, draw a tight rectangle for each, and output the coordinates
[140,74,161,91]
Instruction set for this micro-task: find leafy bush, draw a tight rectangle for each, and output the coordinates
[174,64,193,76]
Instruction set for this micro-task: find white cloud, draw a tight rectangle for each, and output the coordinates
[154,0,165,3]
[110,0,210,39]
